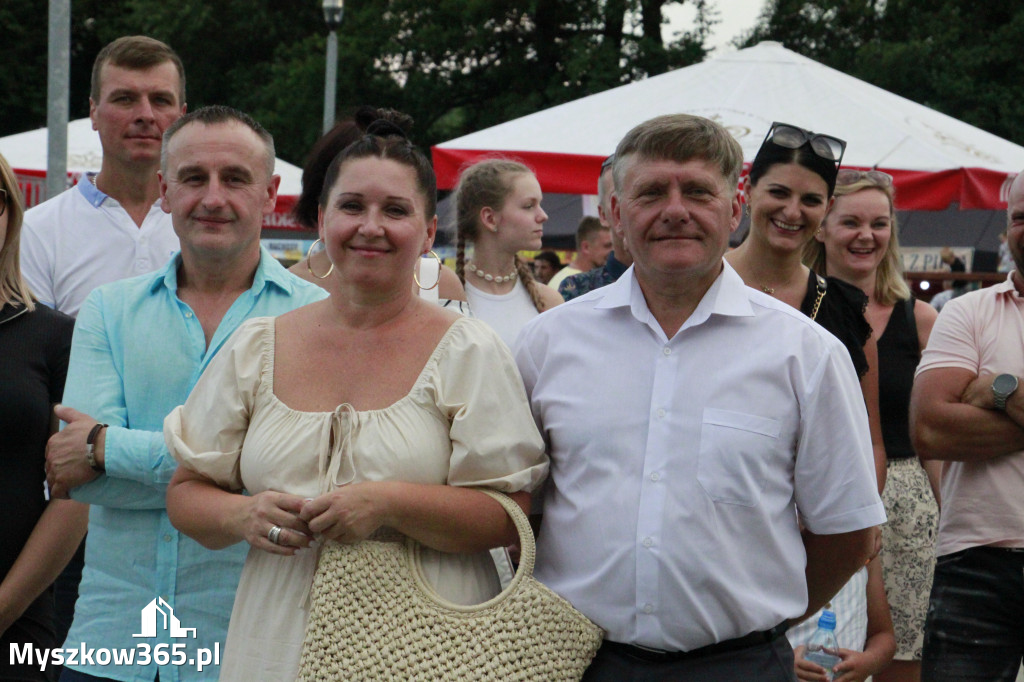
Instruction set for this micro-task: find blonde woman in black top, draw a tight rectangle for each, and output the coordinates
[807,169,939,682]
[0,153,83,681]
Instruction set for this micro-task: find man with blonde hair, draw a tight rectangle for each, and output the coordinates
[516,114,883,679]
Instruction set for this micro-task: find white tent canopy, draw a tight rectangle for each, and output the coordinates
[0,118,305,229]
[433,42,1024,210]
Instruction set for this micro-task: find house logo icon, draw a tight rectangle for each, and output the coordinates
[132,597,197,638]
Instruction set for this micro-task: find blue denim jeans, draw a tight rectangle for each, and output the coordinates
[922,546,1024,681]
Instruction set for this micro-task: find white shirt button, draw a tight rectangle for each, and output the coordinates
[643,603,654,614]
[650,472,661,482]
[642,537,653,548]
[656,408,666,419]
[663,347,672,356]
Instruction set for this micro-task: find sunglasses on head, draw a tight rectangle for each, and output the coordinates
[836,169,893,188]
[763,122,847,167]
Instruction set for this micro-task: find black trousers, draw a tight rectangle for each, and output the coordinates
[582,637,796,682]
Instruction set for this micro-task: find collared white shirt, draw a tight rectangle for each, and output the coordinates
[515,262,885,652]
[21,174,179,317]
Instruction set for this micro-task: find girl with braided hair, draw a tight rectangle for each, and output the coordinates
[454,159,562,347]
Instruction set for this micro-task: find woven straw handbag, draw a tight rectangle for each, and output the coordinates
[296,488,604,681]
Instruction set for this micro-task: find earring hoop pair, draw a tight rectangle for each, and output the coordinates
[306,239,334,279]
[308,241,442,290]
[414,251,443,291]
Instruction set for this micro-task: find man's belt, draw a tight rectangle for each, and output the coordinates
[601,622,789,662]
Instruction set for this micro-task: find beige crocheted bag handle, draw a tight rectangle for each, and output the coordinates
[407,488,535,612]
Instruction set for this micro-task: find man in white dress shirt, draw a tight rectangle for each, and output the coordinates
[515,114,885,680]
[21,35,186,317]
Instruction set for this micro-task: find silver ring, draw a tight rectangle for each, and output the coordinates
[267,525,283,545]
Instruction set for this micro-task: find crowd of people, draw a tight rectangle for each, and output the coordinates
[2,32,1023,682]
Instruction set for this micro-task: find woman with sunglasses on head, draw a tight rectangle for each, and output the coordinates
[727,124,895,680]
[726,122,886,489]
[0,153,85,681]
[807,170,939,682]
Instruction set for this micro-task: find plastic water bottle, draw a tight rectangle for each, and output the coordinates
[804,608,841,681]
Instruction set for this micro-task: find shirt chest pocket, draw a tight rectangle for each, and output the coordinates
[697,408,781,507]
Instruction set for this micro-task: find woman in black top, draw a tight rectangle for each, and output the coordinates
[808,170,939,682]
[0,153,83,681]
[726,122,886,490]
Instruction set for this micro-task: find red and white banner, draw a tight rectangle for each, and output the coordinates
[433,148,1017,211]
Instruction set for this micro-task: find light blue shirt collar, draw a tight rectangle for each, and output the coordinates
[148,245,298,298]
[76,172,107,208]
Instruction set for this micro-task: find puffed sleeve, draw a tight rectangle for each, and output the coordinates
[163,317,271,490]
[433,318,549,493]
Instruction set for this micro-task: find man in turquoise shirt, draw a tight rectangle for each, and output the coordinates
[43,106,326,682]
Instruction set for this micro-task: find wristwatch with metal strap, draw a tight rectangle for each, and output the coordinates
[992,374,1019,411]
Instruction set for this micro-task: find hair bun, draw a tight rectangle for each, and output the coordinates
[365,119,408,139]
[355,106,413,140]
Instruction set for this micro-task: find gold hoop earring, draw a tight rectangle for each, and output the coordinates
[306,239,334,279]
[414,250,442,291]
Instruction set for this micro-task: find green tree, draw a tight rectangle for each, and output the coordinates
[0,0,714,164]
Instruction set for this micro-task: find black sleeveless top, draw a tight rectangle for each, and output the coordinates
[800,271,871,378]
[877,298,920,460]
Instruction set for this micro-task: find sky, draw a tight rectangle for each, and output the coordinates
[664,0,769,54]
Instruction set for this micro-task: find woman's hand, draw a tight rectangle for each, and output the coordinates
[793,645,832,682]
[300,482,387,543]
[241,491,313,555]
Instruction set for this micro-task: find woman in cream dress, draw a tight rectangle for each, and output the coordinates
[164,114,547,680]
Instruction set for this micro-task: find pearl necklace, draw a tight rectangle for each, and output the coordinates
[760,285,775,295]
[466,261,517,284]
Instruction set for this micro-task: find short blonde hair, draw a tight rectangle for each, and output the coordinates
[805,178,910,306]
[0,153,36,310]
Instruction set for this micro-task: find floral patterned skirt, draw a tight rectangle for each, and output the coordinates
[881,457,939,660]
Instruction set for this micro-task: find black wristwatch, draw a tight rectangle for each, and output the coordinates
[992,374,1019,411]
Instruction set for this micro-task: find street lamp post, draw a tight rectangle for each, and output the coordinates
[322,0,345,134]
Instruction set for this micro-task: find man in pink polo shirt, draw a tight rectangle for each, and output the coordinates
[910,171,1024,681]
